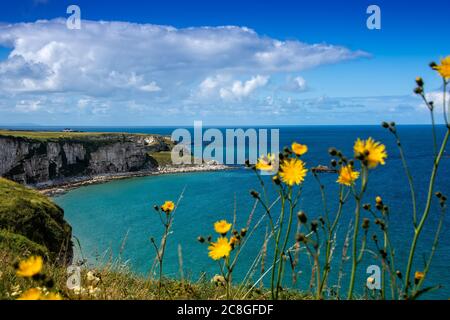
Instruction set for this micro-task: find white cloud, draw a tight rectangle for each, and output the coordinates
[281,75,307,93]
[140,81,162,92]
[220,75,269,100]
[424,91,450,110]
[0,19,368,123]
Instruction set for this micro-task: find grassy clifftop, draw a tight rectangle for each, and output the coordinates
[0,178,72,263]
[0,129,154,142]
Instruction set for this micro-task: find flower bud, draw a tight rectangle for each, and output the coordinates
[330,159,337,167]
[415,77,424,87]
[328,147,338,156]
[381,121,389,129]
[250,190,260,199]
[295,233,306,243]
[197,236,205,243]
[297,211,307,224]
[414,87,423,94]
[362,218,370,230]
[363,203,371,211]
[240,228,247,237]
[311,220,318,232]
[272,175,281,185]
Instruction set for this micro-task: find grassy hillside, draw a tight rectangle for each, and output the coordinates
[0,129,156,141]
[0,178,72,263]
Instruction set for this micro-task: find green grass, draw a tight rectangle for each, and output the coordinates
[148,151,199,167]
[0,129,160,142]
[0,247,312,300]
[148,151,174,166]
[0,178,72,263]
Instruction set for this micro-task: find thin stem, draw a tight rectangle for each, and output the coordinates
[271,190,286,299]
[392,131,418,227]
[275,188,295,298]
[348,166,368,299]
[404,129,449,295]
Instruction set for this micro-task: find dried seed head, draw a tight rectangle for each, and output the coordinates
[295,233,306,243]
[197,236,205,243]
[328,147,338,156]
[311,220,318,232]
[250,190,260,199]
[362,218,370,230]
[297,211,307,224]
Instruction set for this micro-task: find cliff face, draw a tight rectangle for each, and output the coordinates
[0,134,172,185]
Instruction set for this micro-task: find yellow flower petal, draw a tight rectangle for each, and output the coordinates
[17,288,43,300]
[16,256,43,278]
[433,56,450,79]
[353,137,387,169]
[279,158,308,186]
[255,153,276,171]
[208,237,232,260]
[291,142,308,156]
[337,165,360,186]
[214,220,232,234]
[161,200,175,212]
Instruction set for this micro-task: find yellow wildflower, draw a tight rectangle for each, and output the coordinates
[17,288,43,300]
[161,200,175,212]
[433,56,450,79]
[354,137,387,168]
[291,142,308,156]
[255,153,276,171]
[415,271,425,281]
[214,220,232,235]
[16,256,43,278]
[279,158,308,186]
[208,237,232,260]
[337,165,360,186]
[375,196,383,204]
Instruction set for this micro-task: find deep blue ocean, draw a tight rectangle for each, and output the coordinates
[12,125,448,299]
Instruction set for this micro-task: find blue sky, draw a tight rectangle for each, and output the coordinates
[0,0,449,125]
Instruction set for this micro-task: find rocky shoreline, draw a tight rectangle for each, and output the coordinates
[38,163,232,196]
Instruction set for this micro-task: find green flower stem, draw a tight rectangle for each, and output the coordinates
[271,190,286,299]
[404,128,449,296]
[319,186,347,295]
[392,131,418,227]
[413,207,446,298]
[275,188,295,299]
[347,166,368,299]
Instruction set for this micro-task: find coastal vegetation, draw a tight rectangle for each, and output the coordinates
[0,130,162,142]
[0,58,449,300]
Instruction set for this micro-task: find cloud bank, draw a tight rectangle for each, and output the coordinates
[0,19,369,124]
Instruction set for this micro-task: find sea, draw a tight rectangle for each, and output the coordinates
[6,125,449,299]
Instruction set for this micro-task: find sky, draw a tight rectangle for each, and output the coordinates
[0,0,449,126]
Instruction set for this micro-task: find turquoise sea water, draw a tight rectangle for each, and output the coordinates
[48,125,449,299]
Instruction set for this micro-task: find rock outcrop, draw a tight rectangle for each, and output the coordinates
[0,133,172,186]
